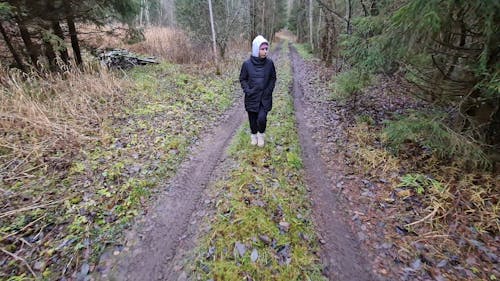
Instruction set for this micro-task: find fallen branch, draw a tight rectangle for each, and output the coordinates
[0,198,67,219]
[0,214,46,242]
[405,207,439,227]
[0,247,37,278]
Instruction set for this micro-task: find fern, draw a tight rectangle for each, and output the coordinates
[398,173,446,195]
[383,112,491,169]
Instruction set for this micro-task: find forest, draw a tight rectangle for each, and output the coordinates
[0,0,498,280]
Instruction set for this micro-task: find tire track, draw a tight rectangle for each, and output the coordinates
[289,43,377,281]
[95,96,245,281]
[95,45,283,281]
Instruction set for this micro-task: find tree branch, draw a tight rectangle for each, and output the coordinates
[315,0,347,23]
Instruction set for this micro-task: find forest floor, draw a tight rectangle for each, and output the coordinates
[95,40,377,281]
[95,40,500,281]
[2,36,497,281]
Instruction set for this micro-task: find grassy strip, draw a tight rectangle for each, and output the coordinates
[293,43,314,61]
[192,43,326,280]
[0,61,238,279]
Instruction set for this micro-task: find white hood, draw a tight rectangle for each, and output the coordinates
[252,35,269,57]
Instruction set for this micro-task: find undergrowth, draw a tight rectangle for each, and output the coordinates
[329,68,372,102]
[383,111,491,169]
[190,43,326,280]
[0,58,239,279]
[348,118,499,280]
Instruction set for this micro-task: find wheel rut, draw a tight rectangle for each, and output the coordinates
[289,43,377,281]
[95,99,245,281]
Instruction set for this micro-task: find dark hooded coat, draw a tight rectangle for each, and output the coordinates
[239,36,277,113]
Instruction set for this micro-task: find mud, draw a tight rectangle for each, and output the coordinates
[289,43,378,281]
[94,100,245,281]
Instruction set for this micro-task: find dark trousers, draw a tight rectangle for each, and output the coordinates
[247,107,268,134]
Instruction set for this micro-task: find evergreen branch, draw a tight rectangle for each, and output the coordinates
[314,0,347,23]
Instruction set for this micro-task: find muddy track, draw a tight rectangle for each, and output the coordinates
[95,97,245,281]
[94,47,283,281]
[289,44,377,281]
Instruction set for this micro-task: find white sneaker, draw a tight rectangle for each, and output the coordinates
[257,132,265,147]
[250,134,257,146]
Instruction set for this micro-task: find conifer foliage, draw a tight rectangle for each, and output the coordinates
[289,0,499,165]
[0,0,141,71]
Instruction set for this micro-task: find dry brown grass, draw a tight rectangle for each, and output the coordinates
[348,121,499,279]
[0,63,129,181]
[128,27,207,64]
[0,25,242,183]
[77,23,129,50]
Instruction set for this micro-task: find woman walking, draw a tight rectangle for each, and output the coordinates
[239,35,277,147]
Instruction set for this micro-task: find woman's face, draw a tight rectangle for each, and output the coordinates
[259,44,268,58]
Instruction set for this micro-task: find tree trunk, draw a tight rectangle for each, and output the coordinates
[0,21,26,72]
[270,1,276,42]
[17,18,39,68]
[140,0,144,26]
[52,20,69,64]
[345,0,352,34]
[251,0,257,41]
[370,0,378,16]
[261,0,266,37]
[320,11,336,66]
[43,34,58,71]
[207,0,219,74]
[317,7,322,50]
[66,12,82,65]
[309,0,313,49]
[360,0,369,16]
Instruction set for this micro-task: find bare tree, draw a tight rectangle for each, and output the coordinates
[207,0,219,72]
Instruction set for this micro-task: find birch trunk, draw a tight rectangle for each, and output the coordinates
[207,0,219,73]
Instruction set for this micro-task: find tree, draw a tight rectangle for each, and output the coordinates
[176,0,247,58]
[291,0,499,159]
[175,0,286,58]
[0,0,141,70]
[0,3,25,71]
[207,0,218,68]
[388,0,499,145]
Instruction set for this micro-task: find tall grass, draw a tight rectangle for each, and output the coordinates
[129,27,207,64]
[0,63,128,179]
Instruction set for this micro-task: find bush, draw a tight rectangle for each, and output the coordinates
[329,68,371,101]
[383,111,491,169]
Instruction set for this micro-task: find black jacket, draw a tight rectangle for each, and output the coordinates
[239,56,276,112]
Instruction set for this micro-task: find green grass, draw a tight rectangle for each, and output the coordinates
[191,43,326,280]
[294,43,314,60]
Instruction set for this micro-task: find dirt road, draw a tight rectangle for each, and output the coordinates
[95,42,377,281]
[290,44,376,281]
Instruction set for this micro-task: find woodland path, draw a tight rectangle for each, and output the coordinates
[95,43,376,281]
[290,44,376,281]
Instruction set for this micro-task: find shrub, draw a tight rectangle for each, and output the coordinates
[329,68,371,101]
[383,111,491,169]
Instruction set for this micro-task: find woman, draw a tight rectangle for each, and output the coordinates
[239,35,277,147]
